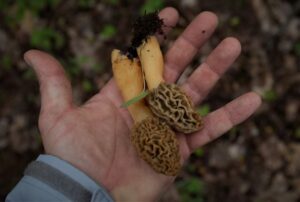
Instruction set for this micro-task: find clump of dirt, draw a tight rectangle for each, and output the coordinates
[131,11,164,47]
[125,11,164,59]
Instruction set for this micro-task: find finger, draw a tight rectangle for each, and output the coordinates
[186,92,262,152]
[181,37,241,105]
[164,11,218,82]
[156,7,179,42]
[24,50,73,129]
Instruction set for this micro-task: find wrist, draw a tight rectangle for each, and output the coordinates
[36,155,114,202]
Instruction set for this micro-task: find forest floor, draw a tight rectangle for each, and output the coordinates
[0,1,299,201]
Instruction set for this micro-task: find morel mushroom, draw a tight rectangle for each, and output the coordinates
[112,50,180,176]
[147,83,202,133]
[131,117,180,176]
[137,36,203,133]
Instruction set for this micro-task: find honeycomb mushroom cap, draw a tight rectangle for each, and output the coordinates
[131,117,181,176]
[147,83,203,133]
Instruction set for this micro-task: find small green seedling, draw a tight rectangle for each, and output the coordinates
[121,91,149,108]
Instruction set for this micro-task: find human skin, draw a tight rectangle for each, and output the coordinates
[23,7,262,202]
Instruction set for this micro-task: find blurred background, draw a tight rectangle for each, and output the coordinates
[0,0,299,201]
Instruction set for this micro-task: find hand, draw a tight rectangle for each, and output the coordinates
[24,7,261,202]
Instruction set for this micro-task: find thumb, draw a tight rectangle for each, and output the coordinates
[24,50,73,133]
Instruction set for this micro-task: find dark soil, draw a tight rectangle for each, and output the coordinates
[131,11,164,47]
[126,11,164,58]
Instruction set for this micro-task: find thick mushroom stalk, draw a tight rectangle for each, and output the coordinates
[137,37,203,133]
[112,50,180,176]
[137,36,164,90]
[112,50,151,123]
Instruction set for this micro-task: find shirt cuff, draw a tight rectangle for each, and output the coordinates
[36,154,114,202]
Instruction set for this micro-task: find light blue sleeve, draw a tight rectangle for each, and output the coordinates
[6,155,114,202]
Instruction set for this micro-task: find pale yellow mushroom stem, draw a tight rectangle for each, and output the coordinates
[111,49,152,123]
[137,36,165,90]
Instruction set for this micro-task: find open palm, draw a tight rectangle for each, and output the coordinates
[25,8,261,202]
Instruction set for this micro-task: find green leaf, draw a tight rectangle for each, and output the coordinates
[22,69,36,80]
[186,164,197,173]
[194,148,204,157]
[121,91,149,108]
[100,24,117,39]
[75,56,91,65]
[176,177,205,202]
[82,80,93,92]
[197,104,210,116]
[140,0,164,14]
[229,16,241,27]
[262,89,278,102]
[177,177,205,193]
[92,63,104,73]
[30,27,65,51]
[65,58,82,77]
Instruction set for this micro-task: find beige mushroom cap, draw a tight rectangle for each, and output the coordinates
[131,117,181,176]
[147,83,203,133]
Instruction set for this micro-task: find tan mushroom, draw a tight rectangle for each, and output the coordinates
[137,36,203,133]
[147,83,202,133]
[112,50,180,176]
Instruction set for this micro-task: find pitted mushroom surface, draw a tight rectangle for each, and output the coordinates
[147,83,203,133]
[131,117,181,176]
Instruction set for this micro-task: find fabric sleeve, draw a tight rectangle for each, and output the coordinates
[6,155,114,202]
